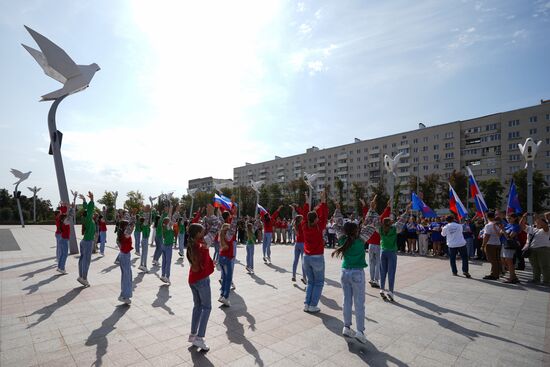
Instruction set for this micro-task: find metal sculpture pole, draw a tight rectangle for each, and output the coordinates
[10,169,31,228]
[250,180,264,217]
[28,186,42,222]
[187,189,197,219]
[518,138,542,226]
[383,152,403,210]
[304,172,319,208]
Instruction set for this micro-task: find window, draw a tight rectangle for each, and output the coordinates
[357,149,361,154]
[423,137,429,142]
[547,151,550,157]
[486,169,497,174]
[413,166,418,172]
[508,120,520,127]
[357,157,361,162]
[466,138,481,145]
[445,152,454,159]
[445,163,454,169]
[413,138,418,144]
[413,157,419,163]
[422,146,428,152]
[383,144,387,149]
[392,143,396,148]
[401,140,408,145]
[434,164,439,169]
[433,144,439,150]
[486,123,497,131]
[546,114,549,121]
[434,134,439,139]
[445,132,453,139]
[423,156,429,161]
[529,116,537,123]
[413,147,418,153]
[465,126,482,134]
[508,143,517,151]
[529,128,537,135]
[434,154,440,160]
[509,154,520,161]
[445,142,453,149]
[508,131,520,139]
[423,165,429,171]
[509,166,520,173]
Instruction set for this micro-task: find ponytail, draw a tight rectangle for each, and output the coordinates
[332,222,358,259]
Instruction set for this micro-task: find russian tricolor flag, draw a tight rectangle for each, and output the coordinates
[411,192,437,218]
[213,193,233,211]
[467,167,488,217]
[507,179,522,214]
[449,184,468,221]
[257,204,267,215]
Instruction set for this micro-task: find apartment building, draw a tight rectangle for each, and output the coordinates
[233,100,550,204]
[188,177,233,192]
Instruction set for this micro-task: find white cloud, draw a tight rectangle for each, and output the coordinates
[299,23,312,35]
[307,60,325,75]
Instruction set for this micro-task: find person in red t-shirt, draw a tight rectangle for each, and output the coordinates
[302,190,328,313]
[98,214,108,256]
[218,207,238,307]
[290,200,310,284]
[117,212,136,305]
[187,223,215,351]
[260,206,281,264]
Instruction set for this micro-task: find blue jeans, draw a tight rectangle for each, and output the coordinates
[190,277,212,338]
[449,245,469,274]
[219,256,233,298]
[58,238,69,271]
[134,231,141,253]
[153,235,163,261]
[99,231,107,254]
[178,233,185,253]
[161,245,173,278]
[78,240,93,280]
[140,236,149,267]
[380,250,397,293]
[263,232,272,257]
[293,242,306,279]
[246,244,254,269]
[303,255,325,307]
[55,233,61,262]
[119,251,132,299]
[213,241,220,263]
[465,238,475,258]
[341,268,366,333]
[368,245,380,282]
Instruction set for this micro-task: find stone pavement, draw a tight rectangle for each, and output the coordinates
[1,225,549,367]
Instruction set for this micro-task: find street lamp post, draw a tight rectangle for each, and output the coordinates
[23,26,100,254]
[28,186,42,222]
[518,138,542,225]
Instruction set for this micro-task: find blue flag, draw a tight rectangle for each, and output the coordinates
[411,192,437,218]
[506,179,522,214]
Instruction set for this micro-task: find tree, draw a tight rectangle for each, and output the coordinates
[369,179,389,213]
[478,179,504,211]
[408,175,418,194]
[419,173,445,209]
[512,169,550,213]
[124,190,144,212]
[98,191,117,221]
[449,170,468,203]
[334,178,344,207]
[351,182,366,215]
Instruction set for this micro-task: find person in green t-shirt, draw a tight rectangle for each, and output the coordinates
[139,204,151,272]
[245,222,256,274]
[160,204,180,285]
[77,191,96,287]
[177,217,186,257]
[134,213,142,256]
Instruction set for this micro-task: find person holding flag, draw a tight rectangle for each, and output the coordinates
[467,167,489,219]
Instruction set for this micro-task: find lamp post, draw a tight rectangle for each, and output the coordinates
[187,189,198,219]
[250,180,264,216]
[518,138,542,225]
[27,186,41,222]
[23,26,100,254]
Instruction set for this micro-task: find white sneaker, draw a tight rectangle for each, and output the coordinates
[263,257,267,263]
[222,298,231,307]
[160,276,167,283]
[188,333,197,343]
[303,305,310,312]
[100,253,105,257]
[134,251,140,256]
[342,327,355,338]
[56,268,67,275]
[355,332,367,344]
[152,260,159,266]
[165,277,171,285]
[231,282,236,290]
[114,260,120,265]
[308,306,320,313]
[77,277,86,286]
[267,257,271,264]
[192,337,210,351]
[118,296,131,305]
[386,292,395,302]
[380,290,388,301]
[82,279,90,287]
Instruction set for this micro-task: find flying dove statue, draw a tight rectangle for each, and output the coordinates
[250,180,264,193]
[22,25,100,101]
[27,186,41,194]
[10,169,32,185]
[383,152,404,177]
[303,173,319,190]
[187,188,198,196]
[518,138,542,166]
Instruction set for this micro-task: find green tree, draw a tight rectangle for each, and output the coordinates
[512,169,550,213]
[449,170,468,204]
[124,190,144,212]
[334,178,344,207]
[98,191,117,221]
[351,181,366,215]
[369,179,390,213]
[420,173,445,209]
[0,207,13,221]
[478,178,505,211]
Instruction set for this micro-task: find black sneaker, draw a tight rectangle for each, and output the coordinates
[452,272,458,276]
[463,272,471,278]
[371,282,380,288]
[301,278,307,285]
[483,275,498,280]
[291,277,296,282]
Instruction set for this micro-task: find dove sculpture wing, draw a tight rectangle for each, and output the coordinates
[10,169,24,178]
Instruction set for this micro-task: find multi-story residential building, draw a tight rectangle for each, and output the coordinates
[233,100,550,206]
[188,177,233,192]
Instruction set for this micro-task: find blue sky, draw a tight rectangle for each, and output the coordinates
[1,0,549,205]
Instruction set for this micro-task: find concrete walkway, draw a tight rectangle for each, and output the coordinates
[1,225,549,366]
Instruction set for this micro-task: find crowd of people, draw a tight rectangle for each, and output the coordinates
[52,190,550,351]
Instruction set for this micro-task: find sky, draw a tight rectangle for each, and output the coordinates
[0,0,549,205]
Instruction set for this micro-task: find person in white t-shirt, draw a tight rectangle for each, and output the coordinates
[441,214,471,278]
[520,214,550,284]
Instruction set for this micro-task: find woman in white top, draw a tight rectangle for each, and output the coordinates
[520,214,550,284]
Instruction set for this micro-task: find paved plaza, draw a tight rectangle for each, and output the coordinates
[1,225,549,367]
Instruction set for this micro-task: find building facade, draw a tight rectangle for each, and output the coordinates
[233,101,550,206]
[188,177,233,193]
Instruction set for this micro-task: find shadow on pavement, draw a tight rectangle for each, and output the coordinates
[312,312,408,366]
[152,285,174,315]
[19,263,57,280]
[85,305,129,367]
[26,287,83,328]
[188,345,215,366]
[221,291,263,367]
[22,274,60,294]
[0,256,56,272]
[250,273,277,289]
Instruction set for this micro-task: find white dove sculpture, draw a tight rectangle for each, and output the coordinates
[518,138,542,166]
[383,152,404,177]
[10,169,32,185]
[250,180,264,193]
[187,188,198,196]
[22,26,100,101]
[303,173,319,189]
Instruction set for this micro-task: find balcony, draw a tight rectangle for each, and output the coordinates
[397,171,410,177]
[397,161,410,167]
[317,166,326,172]
[338,153,348,160]
[368,157,380,164]
[259,168,267,174]
[316,172,326,178]
[316,158,326,164]
[337,161,348,168]
[293,162,301,168]
[370,148,380,154]
[277,166,284,171]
